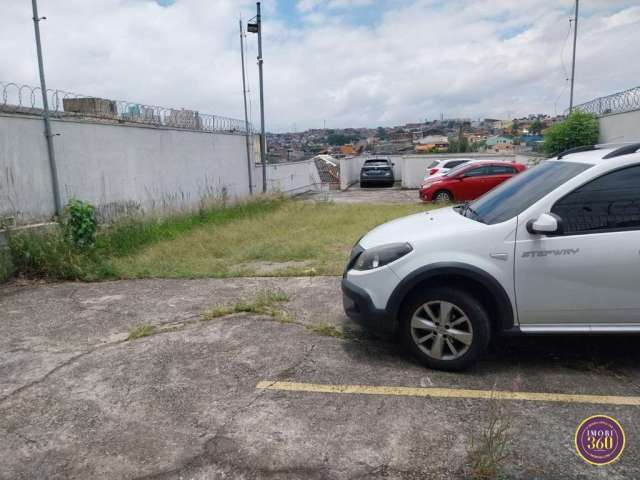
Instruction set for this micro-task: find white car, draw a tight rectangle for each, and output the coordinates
[423,158,474,181]
[342,143,640,370]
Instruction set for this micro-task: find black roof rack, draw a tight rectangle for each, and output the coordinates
[602,143,640,159]
[556,145,597,159]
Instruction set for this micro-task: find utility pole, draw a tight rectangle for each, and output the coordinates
[239,20,253,194]
[569,0,579,113]
[31,0,62,216]
[248,3,267,193]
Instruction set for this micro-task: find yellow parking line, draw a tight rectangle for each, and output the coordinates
[256,381,640,406]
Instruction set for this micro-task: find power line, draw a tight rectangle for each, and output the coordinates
[554,3,576,115]
[569,0,580,112]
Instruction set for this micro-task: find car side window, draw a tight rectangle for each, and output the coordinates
[464,166,488,177]
[488,165,516,175]
[551,165,640,235]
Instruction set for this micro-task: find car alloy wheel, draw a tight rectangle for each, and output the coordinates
[410,301,473,360]
[400,287,490,370]
[434,191,452,202]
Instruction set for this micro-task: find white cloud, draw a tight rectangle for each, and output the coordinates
[327,0,375,9]
[297,0,323,13]
[1,0,639,132]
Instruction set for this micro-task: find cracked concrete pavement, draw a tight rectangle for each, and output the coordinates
[2,277,640,479]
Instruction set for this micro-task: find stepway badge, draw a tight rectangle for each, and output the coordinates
[575,415,625,465]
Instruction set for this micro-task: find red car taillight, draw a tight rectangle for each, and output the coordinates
[429,168,439,175]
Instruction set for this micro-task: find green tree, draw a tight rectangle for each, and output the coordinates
[448,136,469,153]
[530,118,543,135]
[327,133,358,146]
[376,127,387,140]
[511,120,520,135]
[470,140,486,152]
[543,111,599,157]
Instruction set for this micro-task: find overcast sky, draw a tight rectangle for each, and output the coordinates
[1,0,639,132]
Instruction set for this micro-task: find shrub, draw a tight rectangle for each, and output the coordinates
[543,111,599,157]
[63,199,97,249]
[7,197,286,281]
[468,400,511,479]
[8,228,112,280]
[0,248,14,283]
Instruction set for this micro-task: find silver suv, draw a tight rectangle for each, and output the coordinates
[342,144,640,370]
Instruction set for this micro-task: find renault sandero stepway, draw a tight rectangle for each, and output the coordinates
[342,144,640,370]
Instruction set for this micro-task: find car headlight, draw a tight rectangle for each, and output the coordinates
[352,243,412,271]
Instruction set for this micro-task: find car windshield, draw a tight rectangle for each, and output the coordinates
[364,160,388,166]
[462,160,592,225]
[427,160,439,168]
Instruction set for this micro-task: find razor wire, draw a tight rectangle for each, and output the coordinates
[572,86,640,116]
[0,81,252,134]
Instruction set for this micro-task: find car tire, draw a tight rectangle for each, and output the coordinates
[433,190,452,203]
[399,287,490,371]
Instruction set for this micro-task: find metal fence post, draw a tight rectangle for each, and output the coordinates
[31,0,62,216]
[239,20,253,195]
[256,2,267,193]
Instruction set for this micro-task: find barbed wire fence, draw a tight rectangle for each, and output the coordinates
[0,81,252,134]
[572,86,640,116]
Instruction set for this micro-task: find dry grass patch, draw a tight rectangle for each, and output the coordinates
[308,322,344,338]
[203,289,291,322]
[127,324,156,341]
[468,399,512,479]
[112,201,428,278]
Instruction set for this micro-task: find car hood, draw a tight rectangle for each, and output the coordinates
[359,207,480,249]
[421,175,448,186]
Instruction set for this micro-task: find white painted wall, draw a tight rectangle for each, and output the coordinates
[0,115,55,223]
[598,110,640,143]
[0,113,322,225]
[255,159,323,195]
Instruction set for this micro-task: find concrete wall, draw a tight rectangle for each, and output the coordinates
[598,109,640,144]
[0,115,55,223]
[255,159,324,195]
[0,113,322,225]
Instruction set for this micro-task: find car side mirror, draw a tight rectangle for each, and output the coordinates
[526,213,563,235]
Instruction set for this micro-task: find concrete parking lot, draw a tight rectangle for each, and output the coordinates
[301,184,422,204]
[2,276,640,479]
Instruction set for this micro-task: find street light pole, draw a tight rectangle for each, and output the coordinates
[31,0,62,216]
[256,2,267,193]
[569,0,579,113]
[239,19,253,195]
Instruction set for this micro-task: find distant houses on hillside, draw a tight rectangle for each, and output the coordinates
[264,114,562,162]
[414,135,449,153]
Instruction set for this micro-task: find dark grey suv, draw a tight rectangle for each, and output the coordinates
[360,158,395,187]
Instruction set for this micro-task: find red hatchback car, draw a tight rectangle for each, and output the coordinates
[419,161,526,202]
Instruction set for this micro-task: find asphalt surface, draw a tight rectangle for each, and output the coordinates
[2,277,640,479]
